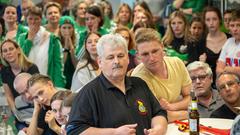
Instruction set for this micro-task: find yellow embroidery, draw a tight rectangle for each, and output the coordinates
[137,100,146,113]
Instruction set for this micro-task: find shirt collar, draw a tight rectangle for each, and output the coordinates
[99,73,132,91]
[211,89,222,103]
[198,89,221,107]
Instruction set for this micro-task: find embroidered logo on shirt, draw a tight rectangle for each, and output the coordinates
[136,99,147,115]
[179,44,188,53]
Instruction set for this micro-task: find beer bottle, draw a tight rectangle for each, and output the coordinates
[189,91,199,135]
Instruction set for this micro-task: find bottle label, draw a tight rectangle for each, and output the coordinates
[189,119,198,132]
[191,102,197,110]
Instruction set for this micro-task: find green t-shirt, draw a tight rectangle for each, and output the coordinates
[177,0,207,20]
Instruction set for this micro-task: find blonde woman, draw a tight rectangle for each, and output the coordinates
[114,3,133,28]
[0,39,39,130]
[162,11,200,64]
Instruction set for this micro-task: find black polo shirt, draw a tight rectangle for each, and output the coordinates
[210,104,237,119]
[67,73,167,135]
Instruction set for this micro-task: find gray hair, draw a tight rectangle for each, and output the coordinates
[96,33,128,58]
[216,72,240,89]
[186,61,212,76]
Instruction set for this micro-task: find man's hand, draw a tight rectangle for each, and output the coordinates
[28,26,39,40]
[224,66,233,72]
[22,127,28,132]
[33,99,41,113]
[199,53,207,62]
[44,110,57,129]
[159,98,174,111]
[64,37,74,50]
[89,21,99,33]
[114,124,137,135]
[144,128,160,135]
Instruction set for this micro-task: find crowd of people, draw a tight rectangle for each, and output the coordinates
[0,0,240,134]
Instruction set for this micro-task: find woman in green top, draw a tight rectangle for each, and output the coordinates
[76,5,109,59]
[114,3,133,29]
[3,5,28,41]
[162,11,199,64]
[59,16,78,89]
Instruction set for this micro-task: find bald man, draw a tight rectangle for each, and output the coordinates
[13,73,34,130]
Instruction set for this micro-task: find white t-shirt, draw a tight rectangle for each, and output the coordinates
[218,37,240,67]
[71,60,98,92]
[28,26,50,75]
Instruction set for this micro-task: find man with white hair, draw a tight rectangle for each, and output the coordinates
[67,34,168,135]
[187,61,224,118]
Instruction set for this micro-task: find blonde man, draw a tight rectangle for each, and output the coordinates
[132,28,192,122]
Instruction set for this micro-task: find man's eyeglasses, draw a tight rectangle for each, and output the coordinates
[218,81,239,91]
[191,74,209,83]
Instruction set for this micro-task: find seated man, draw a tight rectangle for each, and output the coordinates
[211,72,240,119]
[131,28,192,122]
[26,74,59,135]
[67,34,168,135]
[13,73,34,130]
[187,61,224,117]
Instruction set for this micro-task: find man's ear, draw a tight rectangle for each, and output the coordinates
[210,75,213,83]
[135,51,142,62]
[135,50,140,58]
[47,81,54,88]
[97,56,102,69]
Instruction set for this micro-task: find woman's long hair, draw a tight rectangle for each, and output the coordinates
[86,5,104,27]
[80,32,101,70]
[114,26,135,50]
[114,3,133,25]
[0,39,34,71]
[50,91,72,105]
[0,17,6,37]
[162,11,195,46]
[133,1,153,18]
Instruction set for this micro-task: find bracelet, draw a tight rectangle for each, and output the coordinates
[63,48,70,53]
